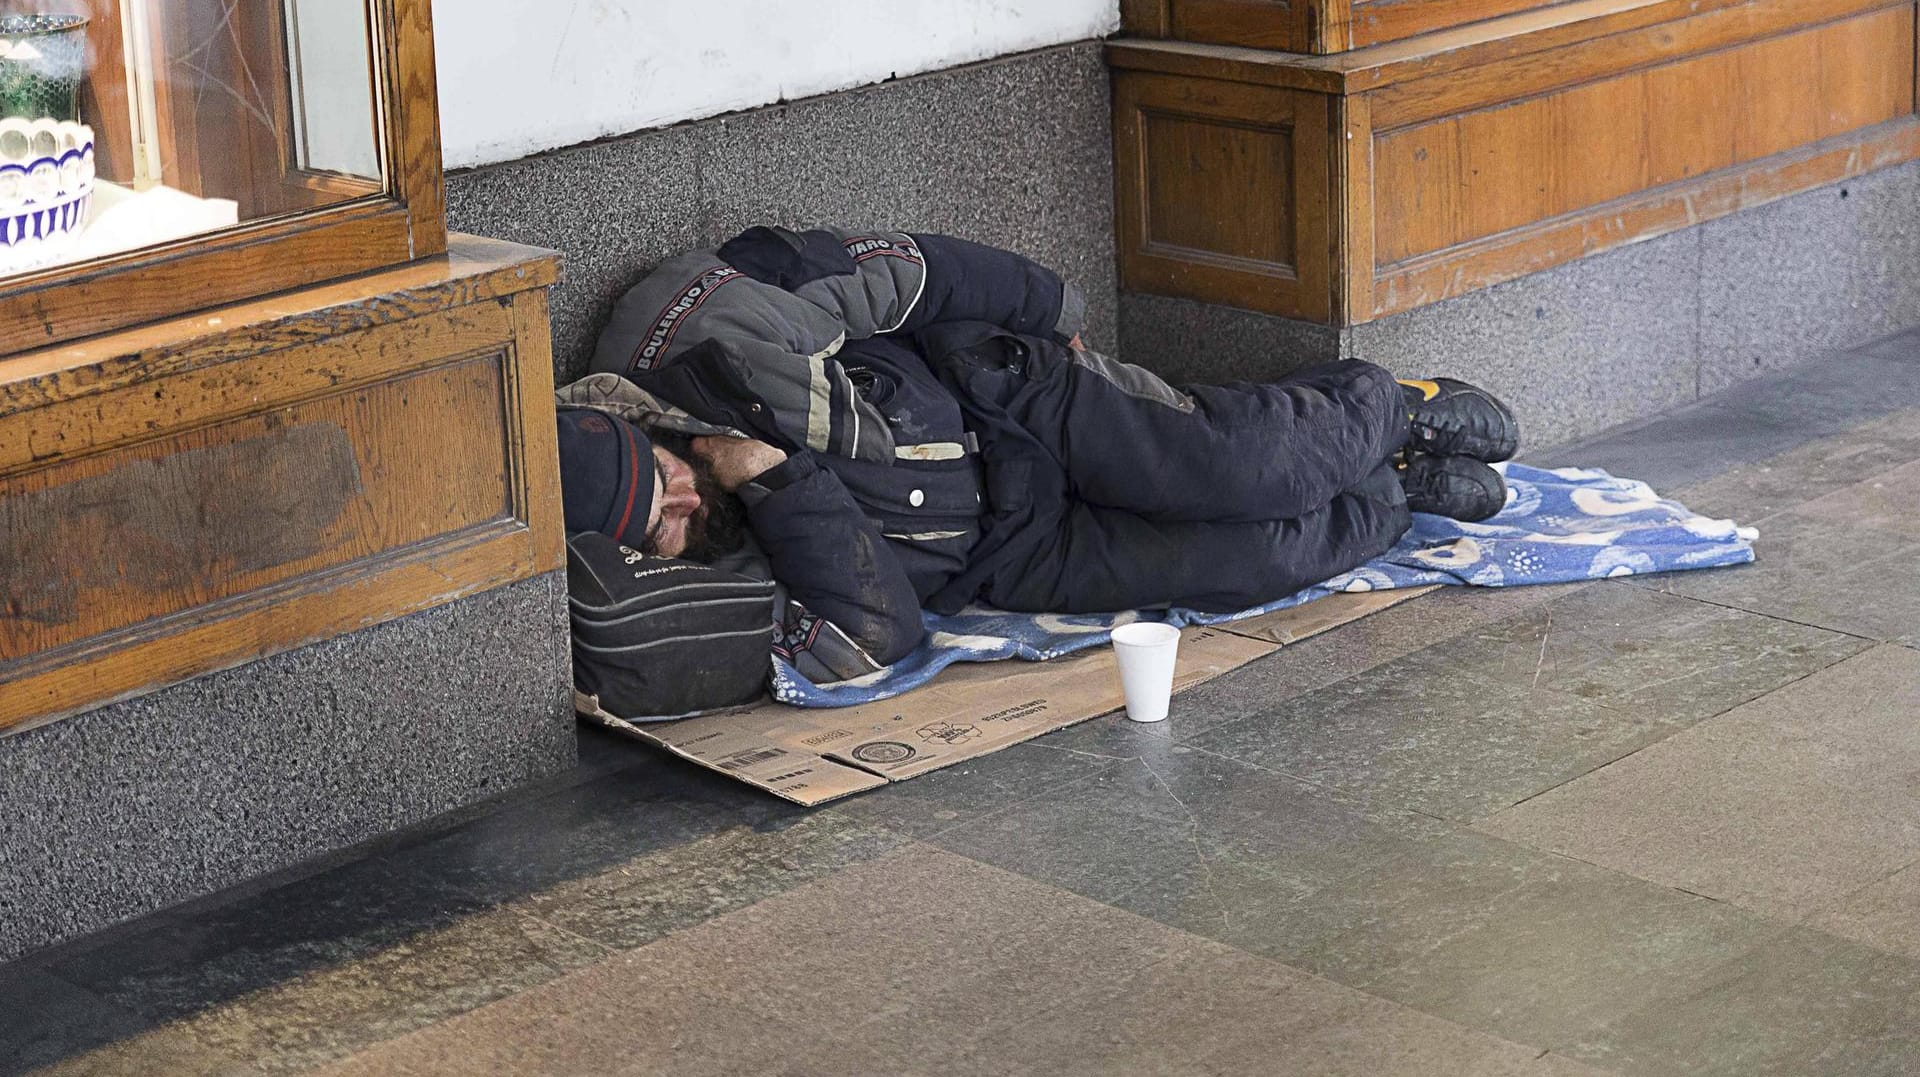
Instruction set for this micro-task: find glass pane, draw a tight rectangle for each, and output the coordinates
[0,0,385,282]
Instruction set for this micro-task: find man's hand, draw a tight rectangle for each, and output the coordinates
[691,435,788,492]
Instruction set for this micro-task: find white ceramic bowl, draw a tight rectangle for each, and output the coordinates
[0,116,93,271]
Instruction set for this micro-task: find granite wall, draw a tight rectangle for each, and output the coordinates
[0,574,577,962]
[445,42,1120,386]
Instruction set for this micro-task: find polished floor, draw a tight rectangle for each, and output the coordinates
[7,331,1920,1076]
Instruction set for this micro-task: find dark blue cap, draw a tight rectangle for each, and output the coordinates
[556,407,654,548]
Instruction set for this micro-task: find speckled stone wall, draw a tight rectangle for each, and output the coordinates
[445,42,1119,386]
[0,573,576,963]
[1120,160,1920,452]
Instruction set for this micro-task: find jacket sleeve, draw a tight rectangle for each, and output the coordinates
[714,225,1086,345]
[735,453,924,669]
[898,232,1086,344]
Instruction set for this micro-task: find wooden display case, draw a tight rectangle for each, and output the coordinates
[0,2,564,734]
[0,0,445,354]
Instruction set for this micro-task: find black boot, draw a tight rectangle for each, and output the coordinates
[1398,453,1508,522]
[1400,378,1520,463]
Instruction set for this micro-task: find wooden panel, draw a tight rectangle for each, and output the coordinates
[1373,117,1461,265]
[1150,0,1576,52]
[1820,8,1919,131]
[1167,0,1327,51]
[1335,95,1378,323]
[1,525,540,735]
[1373,117,1920,316]
[1374,6,1916,264]
[1115,71,1335,321]
[1108,0,1838,96]
[0,303,514,474]
[0,234,556,407]
[1142,111,1296,265]
[1121,0,1175,36]
[507,288,567,577]
[1642,49,1738,185]
[1370,0,1901,127]
[391,0,449,258]
[1550,74,1648,213]
[1458,97,1553,244]
[0,236,562,734]
[0,356,511,661]
[1113,0,1920,325]
[1735,25,1828,161]
[1352,0,1575,48]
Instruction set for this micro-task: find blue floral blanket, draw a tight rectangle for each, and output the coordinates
[758,464,1756,709]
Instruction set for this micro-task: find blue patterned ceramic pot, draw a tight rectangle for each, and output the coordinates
[0,116,93,271]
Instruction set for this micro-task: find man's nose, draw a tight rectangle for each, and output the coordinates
[658,473,701,516]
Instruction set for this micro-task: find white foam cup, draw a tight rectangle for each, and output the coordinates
[1111,622,1181,723]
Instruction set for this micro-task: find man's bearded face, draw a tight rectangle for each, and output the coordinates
[643,435,750,561]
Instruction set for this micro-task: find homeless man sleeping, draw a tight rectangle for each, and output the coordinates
[555,226,1519,717]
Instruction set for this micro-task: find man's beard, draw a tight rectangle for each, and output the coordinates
[658,435,751,562]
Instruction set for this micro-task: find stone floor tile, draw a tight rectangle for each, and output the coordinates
[926,741,1448,923]
[1634,510,1920,643]
[137,914,602,1073]
[317,846,1187,1077]
[394,758,791,909]
[310,959,915,1077]
[1203,829,1778,1048]
[1193,986,1598,1077]
[1414,583,1868,729]
[40,849,610,1073]
[17,1030,251,1077]
[959,937,1588,1077]
[1790,457,1920,540]
[1528,403,1810,491]
[508,809,910,952]
[1805,860,1920,962]
[1564,928,1920,1077]
[46,853,583,1012]
[1186,648,1669,821]
[1708,352,1920,438]
[826,741,1117,840]
[640,847,1189,1044]
[1274,832,1775,1048]
[0,965,249,1077]
[1039,584,1593,758]
[1671,407,1920,522]
[955,940,1302,1076]
[1861,326,1920,362]
[1478,645,1920,921]
[377,759,912,955]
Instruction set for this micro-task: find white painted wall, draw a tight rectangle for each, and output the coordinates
[433,0,1119,169]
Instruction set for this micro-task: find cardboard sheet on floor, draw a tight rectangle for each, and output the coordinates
[579,587,1436,806]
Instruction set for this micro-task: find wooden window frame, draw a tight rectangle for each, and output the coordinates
[0,0,445,357]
